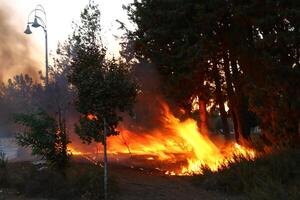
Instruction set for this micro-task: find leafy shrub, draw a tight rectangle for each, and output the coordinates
[14,110,71,171]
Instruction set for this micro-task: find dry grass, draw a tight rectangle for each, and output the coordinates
[0,161,118,200]
[192,149,300,200]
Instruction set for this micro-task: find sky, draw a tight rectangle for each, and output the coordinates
[5,0,133,60]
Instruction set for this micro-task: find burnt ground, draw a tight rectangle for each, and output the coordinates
[1,162,245,200]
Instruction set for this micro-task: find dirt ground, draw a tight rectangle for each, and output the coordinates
[112,166,244,200]
[0,165,244,200]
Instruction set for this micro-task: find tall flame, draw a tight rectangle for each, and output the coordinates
[69,102,256,175]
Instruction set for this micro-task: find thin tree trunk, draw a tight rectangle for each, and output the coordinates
[230,57,251,142]
[120,132,132,155]
[212,61,230,139]
[223,51,240,141]
[103,117,108,200]
[199,100,209,135]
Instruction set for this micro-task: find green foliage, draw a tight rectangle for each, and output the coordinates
[68,1,138,144]
[14,110,70,170]
[74,59,139,144]
[193,149,300,200]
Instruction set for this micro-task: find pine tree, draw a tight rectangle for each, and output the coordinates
[15,110,70,172]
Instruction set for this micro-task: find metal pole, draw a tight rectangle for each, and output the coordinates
[103,117,108,200]
[45,29,49,86]
[24,5,48,86]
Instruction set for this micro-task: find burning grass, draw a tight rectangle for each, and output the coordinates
[69,101,256,176]
[192,148,300,200]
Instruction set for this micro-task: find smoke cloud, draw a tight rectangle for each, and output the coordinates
[117,61,171,135]
[0,1,39,81]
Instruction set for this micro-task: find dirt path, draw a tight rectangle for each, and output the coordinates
[111,166,244,200]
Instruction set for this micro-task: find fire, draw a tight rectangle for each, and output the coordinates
[68,147,84,156]
[69,102,256,175]
[87,114,97,120]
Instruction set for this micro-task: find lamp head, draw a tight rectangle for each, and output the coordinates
[24,24,32,34]
[32,17,41,28]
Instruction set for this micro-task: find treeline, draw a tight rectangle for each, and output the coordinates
[124,0,300,147]
[0,0,299,153]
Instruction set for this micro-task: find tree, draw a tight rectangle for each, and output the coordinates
[126,0,300,147]
[126,0,213,134]
[0,74,42,136]
[68,2,138,199]
[126,0,240,138]
[15,110,70,172]
[243,0,300,145]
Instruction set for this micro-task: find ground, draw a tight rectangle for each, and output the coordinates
[113,166,244,200]
[0,164,244,200]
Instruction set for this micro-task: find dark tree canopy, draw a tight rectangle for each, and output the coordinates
[126,0,300,145]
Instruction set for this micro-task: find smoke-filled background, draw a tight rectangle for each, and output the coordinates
[0,0,40,81]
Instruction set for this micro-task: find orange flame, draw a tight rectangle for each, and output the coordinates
[69,102,256,175]
[87,114,98,120]
[68,147,84,156]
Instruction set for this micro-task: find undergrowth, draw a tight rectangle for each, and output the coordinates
[192,149,300,200]
[0,151,8,187]
[1,162,118,200]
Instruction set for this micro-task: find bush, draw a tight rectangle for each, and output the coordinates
[0,168,9,188]
[192,149,300,200]
[68,163,118,200]
[14,110,71,172]
[6,162,34,192]
[23,169,68,199]
[4,162,118,200]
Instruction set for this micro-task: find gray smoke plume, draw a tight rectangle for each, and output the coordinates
[0,1,39,81]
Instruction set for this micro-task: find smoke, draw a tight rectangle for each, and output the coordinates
[0,1,39,81]
[119,61,170,134]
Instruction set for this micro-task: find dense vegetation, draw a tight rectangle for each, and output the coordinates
[125,0,300,147]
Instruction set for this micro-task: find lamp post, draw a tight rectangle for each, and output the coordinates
[24,5,49,86]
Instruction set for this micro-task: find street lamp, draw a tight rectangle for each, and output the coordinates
[24,5,49,86]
